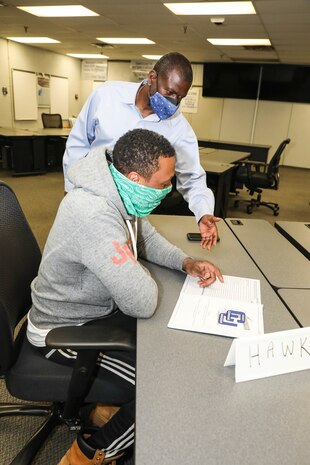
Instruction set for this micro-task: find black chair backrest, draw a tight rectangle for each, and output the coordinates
[41,113,63,128]
[0,182,41,373]
[267,138,291,179]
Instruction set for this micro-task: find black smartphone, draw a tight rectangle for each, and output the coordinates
[230,219,243,225]
[187,233,221,242]
[187,233,202,241]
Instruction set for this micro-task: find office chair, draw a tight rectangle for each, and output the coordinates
[0,181,136,465]
[233,138,291,215]
[41,113,66,170]
[41,113,63,128]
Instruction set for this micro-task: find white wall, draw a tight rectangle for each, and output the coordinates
[183,65,309,169]
[0,38,81,129]
[0,44,309,169]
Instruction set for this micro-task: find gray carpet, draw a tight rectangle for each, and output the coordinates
[0,165,309,464]
[0,378,74,465]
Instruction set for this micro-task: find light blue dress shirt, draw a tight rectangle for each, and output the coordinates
[63,80,215,221]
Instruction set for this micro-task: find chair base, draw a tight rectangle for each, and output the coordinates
[0,402,72,465]
[234,192,280,216]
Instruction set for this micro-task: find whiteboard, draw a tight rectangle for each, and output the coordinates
[50,76,69,118]
[12,70,37,120]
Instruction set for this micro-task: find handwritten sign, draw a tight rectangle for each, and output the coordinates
[225,327,310,382]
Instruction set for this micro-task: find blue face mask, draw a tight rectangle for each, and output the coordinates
[149,90,179,120]
[110,164,172,217]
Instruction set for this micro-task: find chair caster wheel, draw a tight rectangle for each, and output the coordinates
[233,200,240,208]
[246,206,253,214]
[274,210,279,216]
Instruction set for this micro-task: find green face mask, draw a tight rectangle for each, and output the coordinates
[110,163,172,217]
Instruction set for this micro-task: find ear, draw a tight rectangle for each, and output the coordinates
[147,69,157,86]
[127,171,140,183]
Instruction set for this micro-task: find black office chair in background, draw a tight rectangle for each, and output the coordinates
[233,138,291,215]
[0,181,136,465]
[41,113,63,128]
[41,113,66,170]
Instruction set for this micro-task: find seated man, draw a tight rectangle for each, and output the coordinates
[27,128,223,465]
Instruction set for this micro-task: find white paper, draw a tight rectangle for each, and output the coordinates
[168,275,263,338]
[234,327,310,382]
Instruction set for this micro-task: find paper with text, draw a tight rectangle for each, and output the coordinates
[168,275,263,338]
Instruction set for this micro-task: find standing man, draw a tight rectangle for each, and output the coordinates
[63,52,220,249]
[28,129,223,465]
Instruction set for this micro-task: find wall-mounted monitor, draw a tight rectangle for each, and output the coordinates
[202,62,310,103]
[203,63,261,100]
[260,64,310,103]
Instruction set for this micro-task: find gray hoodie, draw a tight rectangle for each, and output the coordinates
[27,146,187,343]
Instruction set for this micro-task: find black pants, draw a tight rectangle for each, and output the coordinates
[38,341,135,459]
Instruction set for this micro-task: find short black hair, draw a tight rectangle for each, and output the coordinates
[113,129,175,180]
[154,52,193,84]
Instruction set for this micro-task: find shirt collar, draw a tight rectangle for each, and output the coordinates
[120,81,145,105]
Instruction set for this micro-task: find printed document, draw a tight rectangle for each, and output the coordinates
[168,275,264,338]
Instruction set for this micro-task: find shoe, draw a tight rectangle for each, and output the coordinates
[89,404,120,428]
[58,428,123,465]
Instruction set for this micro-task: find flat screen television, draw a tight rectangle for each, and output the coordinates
[260,64,310,103]
[203,62,261,100]
[202,62,310,103]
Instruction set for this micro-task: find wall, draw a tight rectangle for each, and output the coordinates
[0,42,309,169]
[183,65,309,169]
[0,38,81,129]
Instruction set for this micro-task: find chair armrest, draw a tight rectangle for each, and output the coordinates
[237,159,267,173]
[46,324,136,351]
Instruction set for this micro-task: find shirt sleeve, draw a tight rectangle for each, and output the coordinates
[63,90,99,192]
[173,116,215,221]
[79,212,158,319]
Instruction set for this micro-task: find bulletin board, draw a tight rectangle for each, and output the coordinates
[12,69,37,120]
[50,76,69,119]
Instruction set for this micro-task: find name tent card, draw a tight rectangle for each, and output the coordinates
[225,327,310,382]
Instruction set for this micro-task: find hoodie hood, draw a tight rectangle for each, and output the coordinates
[67,146,131,220]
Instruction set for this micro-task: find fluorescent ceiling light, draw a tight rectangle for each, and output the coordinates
[207,38,271,46]
[7,37,60,44]
[164,2,256,15]
[67,53,109,59]
[97,38,155,45]
[17,5,99,17]
[142,55,162,60]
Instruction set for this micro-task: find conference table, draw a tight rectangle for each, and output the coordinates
[135,215,310,465]
[199,149,249,218]
[275,221,310,260]
[0,127,70,175]
[278,289,310,326]
[225,218,310,289]
[198,138,271,162]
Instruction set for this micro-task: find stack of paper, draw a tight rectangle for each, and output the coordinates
[168,275,264,338]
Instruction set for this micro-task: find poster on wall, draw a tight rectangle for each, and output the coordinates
[82,60,108,80]
[37,73,50,107]
[130,60,155,81]
[180,87,200,114]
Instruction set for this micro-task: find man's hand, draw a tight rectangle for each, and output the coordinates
[198,214,221,250]
[182,257,224,287]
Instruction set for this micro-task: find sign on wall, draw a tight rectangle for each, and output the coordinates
[82,60,108,80]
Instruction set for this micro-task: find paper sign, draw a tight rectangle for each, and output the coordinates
[224,327,310,382]
[168,275,263,338]
[180,87,199,113]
